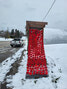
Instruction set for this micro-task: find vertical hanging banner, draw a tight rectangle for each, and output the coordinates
[26,21,48,78]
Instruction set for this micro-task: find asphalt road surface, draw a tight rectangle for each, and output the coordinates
[0,41,20,63]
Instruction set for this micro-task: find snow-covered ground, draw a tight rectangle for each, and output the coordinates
[0,36,67,89]
[0,37,13,41]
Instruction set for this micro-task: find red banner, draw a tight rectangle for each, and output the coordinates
[26,28,48,78]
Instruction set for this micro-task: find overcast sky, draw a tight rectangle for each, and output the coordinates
[0,0,67,32]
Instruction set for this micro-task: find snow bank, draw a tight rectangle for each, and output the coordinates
[0,37,13,41]
[6,40,67,89]
[45,44,67,89]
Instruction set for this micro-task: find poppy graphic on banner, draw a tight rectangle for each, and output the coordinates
[26,21,48,78]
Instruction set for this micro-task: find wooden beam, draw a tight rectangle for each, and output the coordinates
[26,21,48,30]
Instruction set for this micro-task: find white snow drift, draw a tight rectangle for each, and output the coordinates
[0,37,13,41]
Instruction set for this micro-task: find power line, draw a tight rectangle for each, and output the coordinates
[42,0,56,21]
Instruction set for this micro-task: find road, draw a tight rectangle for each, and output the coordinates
[0,41,20,63]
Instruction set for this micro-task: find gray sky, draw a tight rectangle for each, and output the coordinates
[0,0,67,32]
